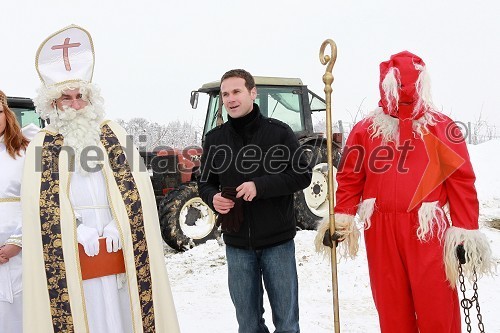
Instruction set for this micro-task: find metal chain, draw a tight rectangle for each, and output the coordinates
[458,264,485,333]
[472,269,485,332]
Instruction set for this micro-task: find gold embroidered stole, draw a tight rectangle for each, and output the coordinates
[39,133,74,332]
[100,124,156,332]
[39,125,156,332]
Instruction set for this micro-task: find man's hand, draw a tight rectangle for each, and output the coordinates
[0,244,22,260]
[213,192,235,214]
[0,246,12,264]
[236,181,257,202]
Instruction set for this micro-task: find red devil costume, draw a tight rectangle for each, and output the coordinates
[316,51,493,332]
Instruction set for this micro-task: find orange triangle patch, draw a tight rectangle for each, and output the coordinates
[408,132,465,211]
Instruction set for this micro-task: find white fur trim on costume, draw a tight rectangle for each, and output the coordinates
[417,201,448,241]
[367,108,441,144]
[314,213,360,259]
[414,66,432,112]
[381,67,400,114]
[314,217,331,256]
[367,108,399,144]
[413,112,441,138]
[443,226,495,287]
[358,198,376,229]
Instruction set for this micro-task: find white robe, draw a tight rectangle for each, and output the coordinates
[0,137,24,333]
[70,170,132,333]
[22,121,180,333]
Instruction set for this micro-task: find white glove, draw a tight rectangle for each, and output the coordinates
[77,225,100,256]
[103,220,121,253]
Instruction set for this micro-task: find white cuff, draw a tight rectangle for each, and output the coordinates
[315,213,360,259]
[443,226,495,287]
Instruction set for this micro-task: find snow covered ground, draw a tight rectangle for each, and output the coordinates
[165,140,500,333]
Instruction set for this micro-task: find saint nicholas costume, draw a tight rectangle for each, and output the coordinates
[22,25,180,333]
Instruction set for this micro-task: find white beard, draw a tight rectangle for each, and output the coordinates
[48,103,104,173]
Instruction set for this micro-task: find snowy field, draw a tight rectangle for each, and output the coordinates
[165,140,500,333]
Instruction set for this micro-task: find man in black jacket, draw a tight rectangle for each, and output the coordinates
[198,69,311,333]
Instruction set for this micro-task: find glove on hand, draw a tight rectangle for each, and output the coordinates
[216,187,244,233]
[103,220,122,253]
[322,229,343,248]
[77,224,100,256]
[456,244,466,264]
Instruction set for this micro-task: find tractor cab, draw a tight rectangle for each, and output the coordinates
[7,96,44,129]
[151,76,343,251]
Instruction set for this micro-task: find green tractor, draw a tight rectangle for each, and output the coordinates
[7,96,44,129]
[157,77,342,251]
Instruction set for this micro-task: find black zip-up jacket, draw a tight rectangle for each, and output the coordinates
[198,104,312,249]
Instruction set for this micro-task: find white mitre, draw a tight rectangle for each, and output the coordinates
[35,24,95,86]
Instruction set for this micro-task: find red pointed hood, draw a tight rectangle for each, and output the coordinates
[378,50,426,121]
[378,51,428,144]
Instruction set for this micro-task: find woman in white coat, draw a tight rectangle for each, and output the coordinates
[0,90,30,333]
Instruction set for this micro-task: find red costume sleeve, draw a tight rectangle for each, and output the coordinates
[438,119,479,230]
[335,122,368,216]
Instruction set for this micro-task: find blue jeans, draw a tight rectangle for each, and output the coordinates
[226,240,300,333]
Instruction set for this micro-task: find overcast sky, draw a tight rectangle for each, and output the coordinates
[2,0,499,130]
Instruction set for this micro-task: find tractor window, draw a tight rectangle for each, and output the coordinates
[308,91,326,112]
[256,87,304,132]
[203,94,227,136]
[12,108,43,128]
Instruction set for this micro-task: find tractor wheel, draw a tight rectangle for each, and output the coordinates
[159,182,219,251]
[294,142,338,230]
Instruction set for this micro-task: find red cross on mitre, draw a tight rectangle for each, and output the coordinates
[36,25,95,85]
[51,37,82,71]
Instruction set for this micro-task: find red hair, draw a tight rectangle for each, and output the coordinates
[0,90,29,158]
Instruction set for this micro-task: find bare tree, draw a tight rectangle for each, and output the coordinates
[346,97,367,124]
[471,107,485,144]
